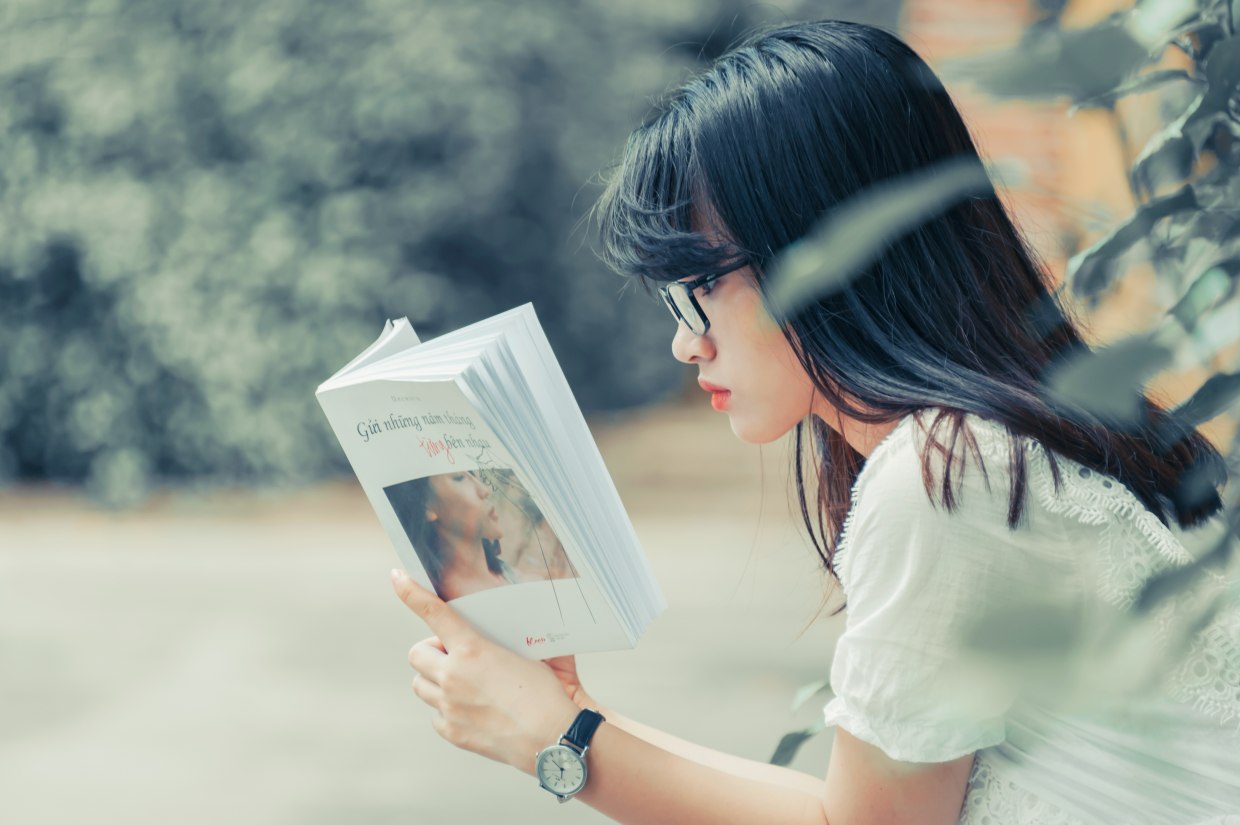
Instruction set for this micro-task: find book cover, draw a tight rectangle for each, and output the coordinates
[316,307,662,657]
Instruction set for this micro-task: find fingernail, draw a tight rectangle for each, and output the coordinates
[390,568,404,583]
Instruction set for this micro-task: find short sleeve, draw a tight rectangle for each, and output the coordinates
[823,418,1054,763]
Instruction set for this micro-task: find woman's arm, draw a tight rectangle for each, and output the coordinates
[574,722,830,825]
[540,653,826,796]
[392,570,972,825]
[594,706,827,797]
[573,721,971,825]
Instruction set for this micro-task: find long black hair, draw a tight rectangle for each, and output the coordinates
[595,20,1224,580]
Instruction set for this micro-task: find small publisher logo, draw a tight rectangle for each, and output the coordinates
[525,635,547,647]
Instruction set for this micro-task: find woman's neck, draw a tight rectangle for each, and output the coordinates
[437,537,504,596]
[810,404,901,458]
[846,418,900,457]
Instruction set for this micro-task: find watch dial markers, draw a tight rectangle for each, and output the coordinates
[538,747,585,792]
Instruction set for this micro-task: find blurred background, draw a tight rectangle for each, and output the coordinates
[2,0,1236,822]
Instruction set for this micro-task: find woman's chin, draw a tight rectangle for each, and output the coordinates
[727,416,792,445]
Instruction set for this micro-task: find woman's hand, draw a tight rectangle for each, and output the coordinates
[543,654,597,711]
[390,569,582,773]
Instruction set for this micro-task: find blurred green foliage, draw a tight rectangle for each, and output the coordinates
[966,0,1240,509]
[0,0,900,500]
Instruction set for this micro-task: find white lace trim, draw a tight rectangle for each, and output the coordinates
[1024,445,1198,609]
[980,423,1240,732]
[960,752,1240,825]
[1023,441,1240,730]
[960,755,1092,825]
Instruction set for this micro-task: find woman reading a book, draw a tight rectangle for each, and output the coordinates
[395,471,519,601]
[388,20,1239,824]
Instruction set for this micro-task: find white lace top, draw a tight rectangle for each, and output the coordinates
[822,413,1240,825]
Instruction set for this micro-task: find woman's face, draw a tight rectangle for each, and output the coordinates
[670,267,818,444]
[426,472,504,542]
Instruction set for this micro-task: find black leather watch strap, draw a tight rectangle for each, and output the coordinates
[562,708,606,751]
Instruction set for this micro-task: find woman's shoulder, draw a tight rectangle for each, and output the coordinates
[850,408,1203,607]
[855,409,1152,528]
[837,411,1042,590]
[851,410,1025,511]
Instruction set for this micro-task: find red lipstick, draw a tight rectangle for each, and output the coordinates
[698,379,731,412]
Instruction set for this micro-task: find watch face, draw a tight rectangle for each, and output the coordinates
[536,745,586,796]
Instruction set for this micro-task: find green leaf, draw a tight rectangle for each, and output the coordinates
[769,719,827,767]
[1070,69,1199,112]
[1128,0,1208,51]
[1168,262,1236,328]
[1179,34,1240,136]
[1132,94,1204,194]
[1153,367,1240,453]
[1129,33,1240,194]
[962,599,1082,656]
[1067,185,1198,298]
[1174,370,1240,427]
[767,157,991,316]
[1134,526,1236,612]
[790,679,833,711]
[1044,336,1175,426]
[949,21,1149,102]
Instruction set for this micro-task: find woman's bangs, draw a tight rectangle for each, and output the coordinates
[595,109,749,286]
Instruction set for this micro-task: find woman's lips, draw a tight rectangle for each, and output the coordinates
[699,379,731,412]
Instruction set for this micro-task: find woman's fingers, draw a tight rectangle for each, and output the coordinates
[408,636,449,682]
[391,569,475,648]
[412,673,444,709]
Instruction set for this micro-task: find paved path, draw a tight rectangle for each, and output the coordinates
[0,404,843,824]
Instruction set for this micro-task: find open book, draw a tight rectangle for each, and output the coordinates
[316,304,665,658]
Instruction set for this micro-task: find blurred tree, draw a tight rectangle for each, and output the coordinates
[0,0,888,499]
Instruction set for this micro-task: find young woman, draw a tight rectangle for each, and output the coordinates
[389,20,1240,824]
[389,471,517,600]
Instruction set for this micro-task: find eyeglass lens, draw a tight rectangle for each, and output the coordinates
[665,284,707,335]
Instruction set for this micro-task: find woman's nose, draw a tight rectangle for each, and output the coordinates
[671,320,715,364]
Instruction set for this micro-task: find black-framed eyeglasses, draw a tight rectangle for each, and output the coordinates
[657,271,729,336]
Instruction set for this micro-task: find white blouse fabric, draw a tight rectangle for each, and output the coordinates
[822,413,1240,825]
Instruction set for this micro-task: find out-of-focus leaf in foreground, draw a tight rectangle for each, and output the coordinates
[945,0,1200,102]
[767,157,991,317]
[768,718,826,767]
[789,679,832,712]
[1043,336,1175,426]
[1173,370,1240,430]
[1168,263,1237,329]
[946,22,1143,101]
[1135,521,1237,612]
[1070,69,1200,112]
[1066,186,1198,299]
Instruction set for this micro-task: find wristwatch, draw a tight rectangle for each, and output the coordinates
[534,708,606,802]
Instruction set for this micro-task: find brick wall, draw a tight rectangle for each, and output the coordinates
[902,1,1087,284]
